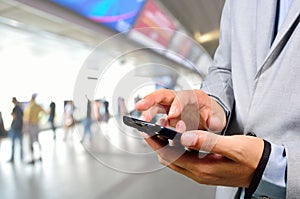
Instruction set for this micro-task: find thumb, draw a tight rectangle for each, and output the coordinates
[181,131,265,165]
[181,131,220,155]
[207,116,225,133]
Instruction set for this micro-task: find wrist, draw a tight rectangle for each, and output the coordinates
[244,139,271,199]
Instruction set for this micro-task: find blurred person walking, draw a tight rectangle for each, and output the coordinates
[101,100,109,123]
[8,97,23,163]
[48,101,56,140]
[80,97,92,143]
[0,112,7,149]
[23,94,45,164]
[117,97,127,117]
[63,100,75,141]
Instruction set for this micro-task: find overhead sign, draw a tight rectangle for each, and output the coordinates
[130,0,177,48]
[51,0,146,32]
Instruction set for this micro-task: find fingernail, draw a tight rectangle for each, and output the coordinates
[136,99,145,107]
[176,121,186,133]
[169,107,177,116]
[208,117,223,132]
[157,118,167,126]
[181,132,198,147]
[139,115,146,121]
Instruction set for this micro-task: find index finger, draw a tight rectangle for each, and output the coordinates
[135,89,176,111]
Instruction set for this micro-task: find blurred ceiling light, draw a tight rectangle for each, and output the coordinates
[0,16,21,28]
[194,30,220,43]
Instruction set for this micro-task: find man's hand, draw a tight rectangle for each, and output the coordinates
[144,127,265,188]
[135,89,226,133]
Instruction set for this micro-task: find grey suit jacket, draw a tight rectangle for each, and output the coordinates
[202,0,300,198]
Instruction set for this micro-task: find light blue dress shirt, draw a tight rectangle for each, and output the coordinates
[278,0,294,31]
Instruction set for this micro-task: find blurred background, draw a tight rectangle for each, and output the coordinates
[0,0,224,198]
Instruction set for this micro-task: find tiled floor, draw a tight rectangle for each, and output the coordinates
[0,119,216,199]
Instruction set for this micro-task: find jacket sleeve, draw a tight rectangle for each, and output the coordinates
[284,142,300,198]
[200,0,234,133]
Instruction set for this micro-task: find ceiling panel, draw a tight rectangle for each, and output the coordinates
[0,8,67,32]
[158,0,225,56]
[0,0,106,48]
[158,0,224,34]
[0,2,13,11]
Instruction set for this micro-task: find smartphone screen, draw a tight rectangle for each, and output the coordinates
[123,115,181,142]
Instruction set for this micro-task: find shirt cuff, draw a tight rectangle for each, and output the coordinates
[253,143,287,198]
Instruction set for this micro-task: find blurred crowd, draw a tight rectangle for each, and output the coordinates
[0,93,113,165]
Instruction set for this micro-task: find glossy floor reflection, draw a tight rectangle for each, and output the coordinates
[0,119,216,199]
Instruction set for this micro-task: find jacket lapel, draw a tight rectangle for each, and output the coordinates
[255,0,277,72]
[270,0,300,51]
[255,0,300,78]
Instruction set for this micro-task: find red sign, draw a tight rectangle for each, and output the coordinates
[133,0,176,47]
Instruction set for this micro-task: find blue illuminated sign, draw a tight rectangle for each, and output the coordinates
[51,0,146,32]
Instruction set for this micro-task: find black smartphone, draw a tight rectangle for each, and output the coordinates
[123,115,181,142]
